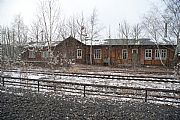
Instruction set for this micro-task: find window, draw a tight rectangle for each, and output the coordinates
[122,49,128,59]
[0,46,2,58]
[29,50,35,58]
[94,49,101,59]
[145,49,152,60]
[161,49,167,59]
[42,51,49,58]
[77,49,82,59]
[155,49,167,60]
[155,49,160,59]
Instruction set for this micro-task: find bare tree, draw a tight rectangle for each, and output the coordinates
[142,8,168,67]
[58,19,69,40]
[37,0,61,69]
[12,14,28,47]
[67,16,78,38]
[131,23,142,40]
[29,18,42,43]
[0,26,23,75]
[143,0,179,67]
[119,20,131,39]
[142,9,164,42]
[76,12,87,42]
[163,0,180,61]
[118,20,131,64]
[88,9,101,65]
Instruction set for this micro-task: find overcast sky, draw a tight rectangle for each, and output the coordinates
[0,0,163,38]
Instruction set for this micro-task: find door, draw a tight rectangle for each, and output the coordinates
[132,49,138,65]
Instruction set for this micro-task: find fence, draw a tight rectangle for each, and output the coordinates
[0,76,180,104]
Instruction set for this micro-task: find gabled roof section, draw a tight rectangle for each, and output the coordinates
[63,36,86,45]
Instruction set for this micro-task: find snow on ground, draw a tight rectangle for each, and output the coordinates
[1,68,180,106]
[2,70,180,90]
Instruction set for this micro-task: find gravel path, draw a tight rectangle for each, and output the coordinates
[0,87,180,120]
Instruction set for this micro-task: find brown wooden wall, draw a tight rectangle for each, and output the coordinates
[22,37,176,67]
[92,45,175,66]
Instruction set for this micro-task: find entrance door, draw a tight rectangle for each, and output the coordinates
[132,49,138,65]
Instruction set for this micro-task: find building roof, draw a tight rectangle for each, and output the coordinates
[84,39,106,46]
[27,41,61,48]
[102,38,156,46]
[26,37,175,48]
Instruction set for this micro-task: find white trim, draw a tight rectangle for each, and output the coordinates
[132,49,138,54]
[145,49,152,60]
[122,49,128,59]
[29,50,36,58]
[155,49,160,60]
[161,49,167,60]
[155,49,167,60]
[77,49,82,59]
[94,49,101,59]
[42,51,49,58]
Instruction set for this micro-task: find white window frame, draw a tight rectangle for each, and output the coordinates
[155,49,160,60]
[145,49,152,60]
[42,51,49,58]
[161,49,167,60]
[132,49,138,54]
[77,49,82,59]
[0,47,2,57]
[29,50,36,58]
[94,49,101,59]
[155,49,167,60]
[122,49,128,59]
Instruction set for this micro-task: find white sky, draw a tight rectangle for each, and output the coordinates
[0,0,163,38]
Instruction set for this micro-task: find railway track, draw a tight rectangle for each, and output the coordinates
[1,69,179,83]
[79,68,174,75]
[1,69,180,105]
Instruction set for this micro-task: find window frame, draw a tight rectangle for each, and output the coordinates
[122,49,128,59]
[145,49,152,60]
[42,51,49,59]
[132,49,138,54]
[161,49,167,60]
[29,50,36,58]
[155,49,160,60]
[77,49,82,59]
[155,49,167,60]
[94,49,101,59]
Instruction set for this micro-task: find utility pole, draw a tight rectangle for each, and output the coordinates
[108,25,111,66]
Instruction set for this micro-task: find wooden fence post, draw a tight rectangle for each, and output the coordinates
[38,81,40,92]
[84,85,86,97]
[145,90,148,102]
[2,77,4,86]
[54,83,56,92]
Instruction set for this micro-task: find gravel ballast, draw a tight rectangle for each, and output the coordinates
[0,87,180,120]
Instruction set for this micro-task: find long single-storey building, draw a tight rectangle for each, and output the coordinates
[22,36,178,67]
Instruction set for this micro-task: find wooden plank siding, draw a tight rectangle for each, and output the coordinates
[22,37,176,67]
[91,45,175,66]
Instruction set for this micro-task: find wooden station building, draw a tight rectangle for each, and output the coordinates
[22,36,177,67]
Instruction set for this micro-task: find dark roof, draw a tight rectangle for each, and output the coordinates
[103,38,156,46]
[27,41,61,48]
[65,36,85,43]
